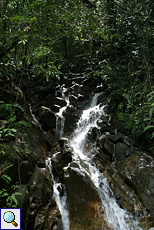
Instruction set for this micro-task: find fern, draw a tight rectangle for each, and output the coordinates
[16,120,32,128]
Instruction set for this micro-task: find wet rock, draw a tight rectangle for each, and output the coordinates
[52,97,67,107]
[94,148,110,166]
[52,138,72,176]
[94,84,104,93]
[70,83,91,98]
[25,126,48,161]
[98,136,114,160]
[45,131,58,147]
[70,82,80,94]
[107,134,123,143]
[98,135,133,161]
[52,146,72,177]
[135,167,154,219]
[114,142,132,160]
[59,137,69,148]
[28,167,53,206]
[39,106,56,131]
[52,151,62,163]
[87,127,100,143]
[69,95,77,104]
[50,104,61,113]
[114,152,154,225]
[97,92,109,105]
[63,106,79,135]
[123,136,135,147]
[37,160,46,168]
[20,160,31,184]
[77,94,85,102]
[59,137,73,155]
[55,90,62,98]
[64,166,112,230]
[36,85,55,97]
[81,78,101,89]
[67,76,85,85]
[16,185,29,230]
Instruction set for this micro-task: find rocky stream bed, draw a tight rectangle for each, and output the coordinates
[1,77,154,230]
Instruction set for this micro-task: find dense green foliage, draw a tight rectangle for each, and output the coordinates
[0,0,154,145]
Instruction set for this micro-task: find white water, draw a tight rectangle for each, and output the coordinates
[46,157,70,230]
[29,103,44,133]
[56,86,69,138]
[69,93,142,230]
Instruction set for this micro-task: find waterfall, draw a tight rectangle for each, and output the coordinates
[56,86,69,138]
[46,157,70,230]
[69,93,142,230]
[29,103,44,133]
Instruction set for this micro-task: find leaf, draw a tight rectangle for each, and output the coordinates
[0,189,7,195]
[123,93,130,101]
[2,192,9,197]
[149,107,154,119]
[10,194,18,204]
[3,164,13,172]
[143,117,150,121]
[2,175,12,183]
[144,125,154,132]
[8,115,16,123]
[10,128,17,132]
[16,120,31,128]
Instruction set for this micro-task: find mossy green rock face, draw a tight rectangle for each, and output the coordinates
[0,125,48,185]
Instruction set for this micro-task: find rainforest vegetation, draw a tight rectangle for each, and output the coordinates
[0,0,154,146]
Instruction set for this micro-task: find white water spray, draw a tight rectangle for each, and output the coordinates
[46,157,70,230]
[56,86,69,138]
[69,93,142,230]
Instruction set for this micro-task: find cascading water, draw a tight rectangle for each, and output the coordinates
[29,94,70,230]
[46,157,70,230]
[69,93,142,230]
[29,103,44,132]
[46,85,70,230]
[56,86,69,138]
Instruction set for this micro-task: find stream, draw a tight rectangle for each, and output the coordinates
[52,89,143,229]
[69,92,142,230]
[27,81,154,229]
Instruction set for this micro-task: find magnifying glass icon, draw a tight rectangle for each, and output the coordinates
[3,211,18,227]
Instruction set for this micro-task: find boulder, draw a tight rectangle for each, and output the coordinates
[64,165,112,230]
[97,92,109,105]
[52,139,72,177]
[50,104,61,113]
[98,134,133,161]
[24,126,48,161]
[16,185,30,230]
[36,85,55,97]
[63,106,79,135]
[70,83,91,98]
[28,167,53,206]
[115,152,154,226]
[33,199,62,230]
[52,97,67,107]
[45,131,58,147]
[69,95,77,104]
[38,106,56,131]
[77,94,85,103]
